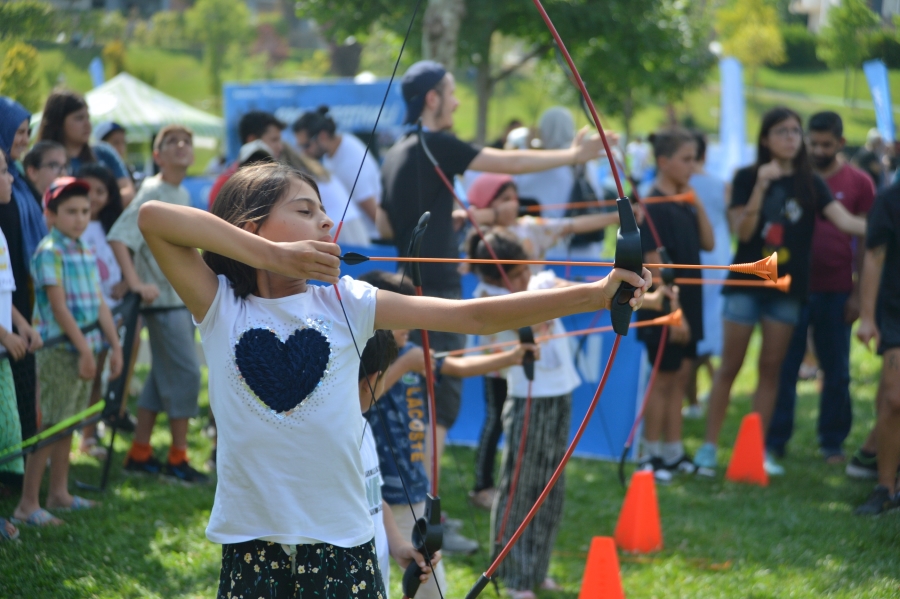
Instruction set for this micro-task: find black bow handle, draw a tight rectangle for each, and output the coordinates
[609,197,643,336]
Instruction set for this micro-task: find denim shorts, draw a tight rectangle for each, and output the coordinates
[722,291,802,327]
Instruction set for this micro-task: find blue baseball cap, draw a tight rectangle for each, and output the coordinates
[401,61,447,125]
[94,121,125,142]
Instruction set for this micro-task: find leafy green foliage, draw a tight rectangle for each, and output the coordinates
[185,0,254,99]
[817,0,880,72]
[102,40,127,78]
[0,1,53,42]
[716,0,786,88]
[0,42,42,112]
[778,24,827,71]
[867,28,900,70]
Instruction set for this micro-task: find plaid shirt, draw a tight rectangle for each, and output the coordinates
[31,227,104,353]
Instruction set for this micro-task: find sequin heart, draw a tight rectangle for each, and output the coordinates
[234,328,330,414]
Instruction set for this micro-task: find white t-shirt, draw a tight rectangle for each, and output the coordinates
[81,221,122,307]
[508,215,573,269]
[198,275,377,547]
[506,271,581,398]
[317,175,369,246]
[514,167,574,219]
[362,423,390,593]
[324,134,382,239]
[0,229,16,332]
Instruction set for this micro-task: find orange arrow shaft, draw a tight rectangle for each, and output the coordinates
[522,192,695,213]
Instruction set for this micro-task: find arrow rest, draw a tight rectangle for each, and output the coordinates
[610,197,643,335]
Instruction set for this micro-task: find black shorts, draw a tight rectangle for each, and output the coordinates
[642,330,698,372]
[877,313,900,355]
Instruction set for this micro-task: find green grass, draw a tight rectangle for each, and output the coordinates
[1,333,898,598]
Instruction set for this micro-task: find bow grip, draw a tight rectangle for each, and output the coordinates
[610,197,643,336]
[401,494,443,599]
[518,327,536,382]
[408,212,431,288]
[657,246,675,314]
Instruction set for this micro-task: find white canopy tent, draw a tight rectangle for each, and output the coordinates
[32,72,223,149]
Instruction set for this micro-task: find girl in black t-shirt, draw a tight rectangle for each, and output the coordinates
[636,128,714,481]
[696,107,866,477]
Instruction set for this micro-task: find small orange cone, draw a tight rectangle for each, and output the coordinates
[614,470,663,553]
[578,537,624,599]
[725,412,769,486]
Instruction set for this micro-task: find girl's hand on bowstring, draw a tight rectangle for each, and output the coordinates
[272,240,342,284]
[597,267,652,311]
[641,284,679,313]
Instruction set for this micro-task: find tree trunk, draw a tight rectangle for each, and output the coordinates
[422,0,466,69]
[475,58,493,146]
[844,67,850,104]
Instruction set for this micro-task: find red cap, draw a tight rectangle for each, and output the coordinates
[43,177,90,211]
[467,173,514,210]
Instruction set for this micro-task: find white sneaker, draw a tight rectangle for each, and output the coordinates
[764,452,785,476]
[682,404,704,420]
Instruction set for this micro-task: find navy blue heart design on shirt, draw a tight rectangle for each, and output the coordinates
[234,328,330,414]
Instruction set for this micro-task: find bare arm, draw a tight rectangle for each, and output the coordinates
[730,180,767,243]
[469,127,610,174]
[441,345,535,378]
[823,201,867,237]
[693,197,716,252]
[376,207,395,240]
[97,300,123,378]
[856,246,885,349]
[567,212,620,235]
[137,201,341,322]
[11,306,42,351]
[118,177,135,207]
[357,197,378,223]
[379,346,425,392]
[373,267,651,335]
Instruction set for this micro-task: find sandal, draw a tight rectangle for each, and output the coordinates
[49,496,97,512]
[0,518,19,540]
[80,437,109,460]
[540,578,563,591]
[11,508,63,527]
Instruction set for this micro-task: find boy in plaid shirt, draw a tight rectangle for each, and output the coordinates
[12,178,122,527]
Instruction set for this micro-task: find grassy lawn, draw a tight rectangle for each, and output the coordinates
[0,332,897,598]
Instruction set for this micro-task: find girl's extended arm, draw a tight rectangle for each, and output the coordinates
[568,212,620,235]
[693,197,716,252]
[823,201,867,237]
[137,201,342,322]
[374,267,650,335]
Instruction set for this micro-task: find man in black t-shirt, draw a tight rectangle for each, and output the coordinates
[380,60,609,476]
[852,183,900,515]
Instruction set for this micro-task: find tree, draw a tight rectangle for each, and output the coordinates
[423,0,466,68]
[817,0,880,101]
[716,0,786,91]
[578,0,714,140]
[185,0,254,103]
[0,1,53,42]
[102,40,128,77]
[0,42,42,113]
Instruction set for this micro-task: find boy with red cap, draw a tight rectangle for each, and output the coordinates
[12,177,123,526]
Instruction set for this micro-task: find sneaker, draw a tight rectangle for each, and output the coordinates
[664,454,697,475]
[441,526,479,555]
[105,411,137,434]
[854,485,900,516]
[639,456,673,484]
[468,488,497,511]
[682,404,704,420]
[441,513,464,531]
[164,460,210,485]
[123,454,163,476]
[764,452,785,476]
[694,442,717,477]
[846,449,879,479]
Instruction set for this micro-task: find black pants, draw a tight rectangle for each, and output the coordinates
[474,376,506,492]
[218,539,385,599]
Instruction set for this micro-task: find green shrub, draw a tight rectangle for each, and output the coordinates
[777,24,826,70]
[867,29,900,69]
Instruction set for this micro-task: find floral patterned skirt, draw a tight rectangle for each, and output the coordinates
[218,538,386,599]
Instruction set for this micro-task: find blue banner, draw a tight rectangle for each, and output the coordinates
[222,79,406,162]
[717,57,748,180]
[864,59,895,144]
[88,57,105,88]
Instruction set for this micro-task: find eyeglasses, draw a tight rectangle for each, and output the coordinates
[771,127,803,139]
[162,137,193,148]
[41,161,64,173]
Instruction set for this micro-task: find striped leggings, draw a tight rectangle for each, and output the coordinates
[490,393,571,591]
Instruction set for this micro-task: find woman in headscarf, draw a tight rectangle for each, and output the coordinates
[0,97,47,445]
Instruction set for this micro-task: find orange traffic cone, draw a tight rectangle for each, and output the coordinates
[578,537,624,599]
[614,470,663,553]
[725,412,769,486]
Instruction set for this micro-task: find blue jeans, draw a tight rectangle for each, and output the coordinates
[767,292,853,456]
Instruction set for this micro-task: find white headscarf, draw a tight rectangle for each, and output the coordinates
[539,106,575,150]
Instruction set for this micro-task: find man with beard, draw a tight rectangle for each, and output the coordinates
[768,111,875,466]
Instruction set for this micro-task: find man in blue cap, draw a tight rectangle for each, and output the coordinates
[380,60,610,554]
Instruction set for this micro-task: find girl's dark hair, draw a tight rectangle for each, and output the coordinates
[693,131,707,162]
[204,162,321,298]
[358,329,399,383]
[76,163,123,233]
[648,127,696,160]
[291,105,337,138]
[466,227,528,284]
[755,106,815,209]
[38,90,94,164]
